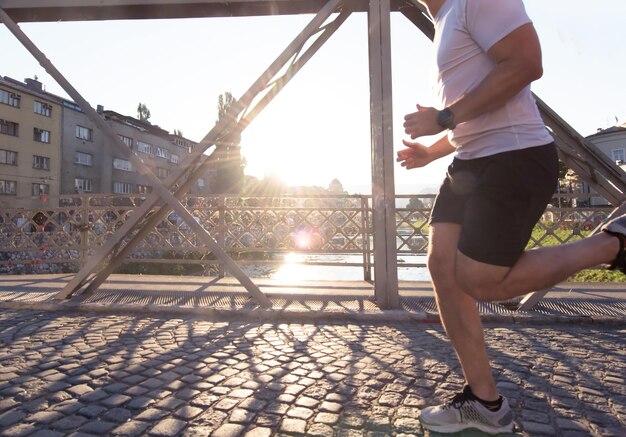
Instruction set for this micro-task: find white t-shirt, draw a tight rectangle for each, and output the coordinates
[433,0,553,159]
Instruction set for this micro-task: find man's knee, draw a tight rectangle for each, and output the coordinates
[456,265,508,302]
[427,251,455,286]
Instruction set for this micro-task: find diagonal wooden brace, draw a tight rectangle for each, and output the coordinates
[0,0,350,305]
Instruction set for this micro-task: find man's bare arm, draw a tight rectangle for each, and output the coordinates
[448,22,543,123]
[403,23,543,139]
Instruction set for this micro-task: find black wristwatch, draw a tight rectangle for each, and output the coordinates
[436,108,456,130]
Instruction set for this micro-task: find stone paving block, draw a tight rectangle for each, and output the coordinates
[307,423,335,437]
[238,398,267,412]
[1,422,39,437]
[102,394,131,407]
[393,417,422,433]
[78,404,107,418]
[51,415,89,431]
[243,427,272,437]
[255,413,282,428]
[26,410,64,424]
[174,405,204,420]
[155,395,186,410]
[314,412,340,425]
[0,409,26,428]
[79,389,109,403]
[229,389,254,399]
[229,408,255,424]
[102,407,132,423]
[135,407,170,421]
[111,419,151,436]
[0,398,19,412]
[149,418,186,436]
[280,417,307,434]
[211,423,246,437]
[78,419,118,434]
[214,398,240,411]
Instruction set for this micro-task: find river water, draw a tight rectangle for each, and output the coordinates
[238,253,431,282]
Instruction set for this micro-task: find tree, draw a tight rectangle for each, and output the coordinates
[217,92,236,122]
[137,103,151,122]
[212,92,244,194]
[407,197,433,210]
[173,129,183,137]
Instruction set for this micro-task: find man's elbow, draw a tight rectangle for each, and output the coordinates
[528,61,543,82]
[514,59,543,87]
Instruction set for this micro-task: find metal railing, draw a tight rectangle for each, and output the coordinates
[0,193,612,278]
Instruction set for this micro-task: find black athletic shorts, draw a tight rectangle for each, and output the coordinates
[429,143,559,267]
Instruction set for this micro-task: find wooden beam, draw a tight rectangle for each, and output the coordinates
[1,0,350,22]
[368,0,399,309]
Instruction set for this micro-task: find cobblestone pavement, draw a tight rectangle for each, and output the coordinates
[0,310,624,437]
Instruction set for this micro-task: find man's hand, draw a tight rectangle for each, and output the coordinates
[403,104,444,139]
[397,134,456,170]
[396,139,432,169]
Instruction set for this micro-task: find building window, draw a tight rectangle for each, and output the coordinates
[32,183,49,196]
[34,101,52,117]
[156,147,170,159]
[119,135,133,148]
[0,120,19,136]
[74,151,93,166]
[76,125,93,141]
[156,167,169,179]
[0,179,17,195]
[113,181,133,194]
[137,141,154,155]
[32,155,50,170]
[174,137,192,150]
[34,128,51,143]
[197,179,205,188]
[612,148,625,164]
[113,158,132,171]
[170,153,180,164]
[0,149,17,166]
[0,89,20,108]
[137,184,152,194]
[74,178,92,193]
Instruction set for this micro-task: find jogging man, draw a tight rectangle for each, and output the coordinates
[396,0,626,434]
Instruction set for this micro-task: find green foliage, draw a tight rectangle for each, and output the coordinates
[529,222,624,282]
[137,102,151,122]
[527,222,590,249]
[217,92,236,122]
[569,269,626,282]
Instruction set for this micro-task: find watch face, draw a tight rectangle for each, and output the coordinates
[437,109,455,130]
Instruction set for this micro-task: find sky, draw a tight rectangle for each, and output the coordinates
[1,0,625,194]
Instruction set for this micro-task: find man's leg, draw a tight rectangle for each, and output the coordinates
[428,223,498,401]
[456,232,621,302]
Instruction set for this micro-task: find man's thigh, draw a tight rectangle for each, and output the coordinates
[428,223,461,276]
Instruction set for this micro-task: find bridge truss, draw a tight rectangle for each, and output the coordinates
[1,0,624,310]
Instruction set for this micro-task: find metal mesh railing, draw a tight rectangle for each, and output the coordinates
[0,193,613,276]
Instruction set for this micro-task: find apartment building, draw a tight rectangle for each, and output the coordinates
[581,125,626,206]
[62,106,208,197]
[0,76,62,209]
[2,75,217,210]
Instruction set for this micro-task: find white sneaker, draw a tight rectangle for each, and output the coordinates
[419,386,514,435]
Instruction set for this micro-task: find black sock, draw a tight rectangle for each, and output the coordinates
[477,395,503,411]
[467,386,503,411]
